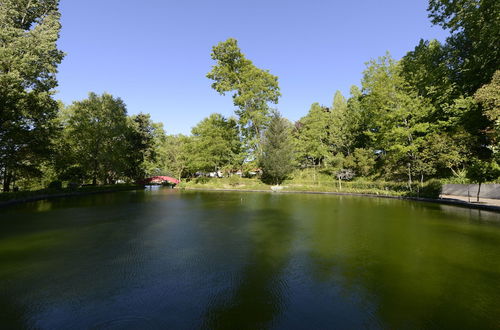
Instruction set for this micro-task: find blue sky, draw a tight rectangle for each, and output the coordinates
[56,0,448,134]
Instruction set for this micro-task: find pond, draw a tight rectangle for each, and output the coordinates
[0,189,499,329]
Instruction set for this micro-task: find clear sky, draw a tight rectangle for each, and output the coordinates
[56,0,448,134]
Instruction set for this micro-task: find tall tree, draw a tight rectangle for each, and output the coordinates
[207,38,280,158]
[400,39,491,161]
[260,111,295,185]
[0,0,64,191]
[329,90,363,155]
[345,86,367,148]
[361,54,433,186]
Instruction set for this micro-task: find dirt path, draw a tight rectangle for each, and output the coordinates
[441,194,500,207]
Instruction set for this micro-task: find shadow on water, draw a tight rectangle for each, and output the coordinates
[297,195,500,329]
[200,205,294,329]
[0,190,169,329]
[0,296,29,329]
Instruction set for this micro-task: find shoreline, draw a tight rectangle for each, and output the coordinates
[0,185,145,208]
[182,187,500,212]
[2,185,499,213]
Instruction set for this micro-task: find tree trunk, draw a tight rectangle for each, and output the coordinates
[338,178,342,191]
[477,182,482,203]
[407,163,412,192]
[93,157,98,185]
[3,171,11,192]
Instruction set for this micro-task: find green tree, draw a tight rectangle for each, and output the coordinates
[189,113,242,174]
[158,134,192,180]
[400,39,457,112]
[345,85,367,148]
[60,93,129,185]
[207,38,280,158]
[344,148,376,177]
[124,113,166,181]
[416,131,469,180]
[361,54,433,187]
[0,0,64,191]
[294,103,330,168]
[474,70,500,158]
[329,91,358,155]
[260,111,295,185]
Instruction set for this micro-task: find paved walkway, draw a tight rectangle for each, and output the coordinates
[441,194,500,207]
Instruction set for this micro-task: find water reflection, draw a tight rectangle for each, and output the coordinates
[0,190,499,329]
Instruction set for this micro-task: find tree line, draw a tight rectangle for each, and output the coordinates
[1,0,499,192]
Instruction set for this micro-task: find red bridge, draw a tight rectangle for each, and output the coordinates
[141,176,180,185]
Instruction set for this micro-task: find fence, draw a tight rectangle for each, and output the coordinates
[442,184,500,199]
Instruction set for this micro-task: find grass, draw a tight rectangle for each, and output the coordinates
[180,174,442,199]
[179,177,269,191]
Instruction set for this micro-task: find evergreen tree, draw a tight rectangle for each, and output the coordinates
[260,111,295,185]
[125,113,166,181]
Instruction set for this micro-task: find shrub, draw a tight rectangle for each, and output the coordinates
[228,175,241,187]
[194,176,211,184]
[67,182,80,191]
[418,179,442,199]
[47,180,63,190]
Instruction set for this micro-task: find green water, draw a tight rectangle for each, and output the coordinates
[0,189,499,329]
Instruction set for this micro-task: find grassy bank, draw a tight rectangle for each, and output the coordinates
[180,175,442,199]
[0,184,144,205]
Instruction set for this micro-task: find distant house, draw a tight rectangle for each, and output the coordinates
[195,171,223,178]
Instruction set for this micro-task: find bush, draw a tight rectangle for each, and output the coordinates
[47,180,63,190]
[67,182,80,191]
[194,176,211,184]
[228,175,241,187]
[418,179,442,199]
